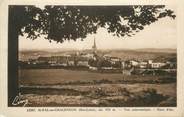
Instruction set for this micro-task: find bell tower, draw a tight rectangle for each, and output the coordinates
[92,37,97,53]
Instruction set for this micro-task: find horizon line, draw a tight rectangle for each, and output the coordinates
[19,47,177,51]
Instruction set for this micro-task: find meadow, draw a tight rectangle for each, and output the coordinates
[19,69,176,107]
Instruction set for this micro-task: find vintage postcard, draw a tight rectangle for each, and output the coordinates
[0,0,184,117]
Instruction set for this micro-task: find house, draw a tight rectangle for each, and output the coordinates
[151,62,167,68]
[77,61,89,67]
[121,61,125,69]
[110,57,121,62]
[139,61,148,68]
[101,67,113,70]
[37,56,76,67]
[37,57,50,63]
[27,59,38,64]
[166,61,177,68]
[109,57,121,65]
[148,59,167,69]
[109,57,121,69]
[130,60,139,67]
[81,53,94,59]
[124,61,131,68]
[76,57,89,67]
[89,66,98,71]
[103,54,111,60]
[148,60,153,64]
[49,56,68,65]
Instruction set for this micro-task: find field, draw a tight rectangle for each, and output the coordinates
[19,69,176,107]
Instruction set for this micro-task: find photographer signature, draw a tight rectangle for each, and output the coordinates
[12,93,28,107]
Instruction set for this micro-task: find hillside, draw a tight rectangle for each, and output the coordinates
[19,48,176,62]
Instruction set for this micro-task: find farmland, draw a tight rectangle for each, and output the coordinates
[19,69,176,85]
[19,69,176,107]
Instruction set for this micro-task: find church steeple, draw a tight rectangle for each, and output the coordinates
[92,37,97,53]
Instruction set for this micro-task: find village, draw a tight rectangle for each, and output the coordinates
[19,38,176,76]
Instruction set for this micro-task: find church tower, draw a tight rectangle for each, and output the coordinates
[92,37,97,53]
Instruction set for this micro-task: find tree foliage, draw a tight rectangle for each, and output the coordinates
[9,5,176,43]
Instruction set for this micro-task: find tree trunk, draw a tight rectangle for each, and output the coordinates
[8,6,19,106]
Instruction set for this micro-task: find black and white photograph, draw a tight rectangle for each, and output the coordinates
[7,5,177,107]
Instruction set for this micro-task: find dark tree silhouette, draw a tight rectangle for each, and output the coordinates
[11,5,176,41]
[8,5,175,106]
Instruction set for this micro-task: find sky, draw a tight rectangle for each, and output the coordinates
[19,7,177,50]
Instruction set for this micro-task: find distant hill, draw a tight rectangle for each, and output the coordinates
[133,48,176,53]
[96,49,176,61]
[19,48,176,62]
